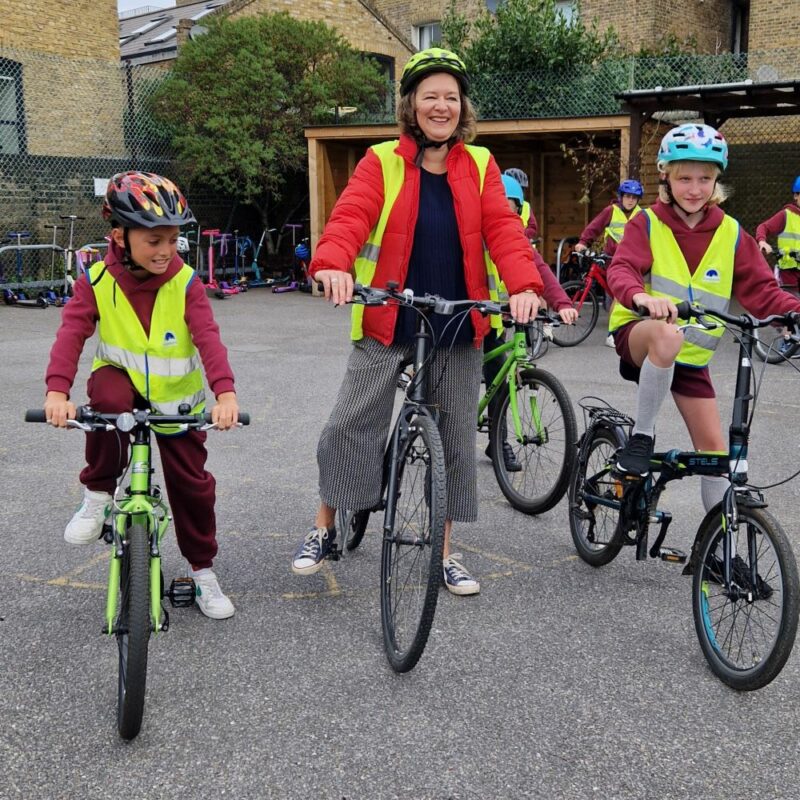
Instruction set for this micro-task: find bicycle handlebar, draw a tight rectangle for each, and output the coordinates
[25,406,250,428]
[636,300,800,332]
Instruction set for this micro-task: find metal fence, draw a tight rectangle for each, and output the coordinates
[2,45,800,289]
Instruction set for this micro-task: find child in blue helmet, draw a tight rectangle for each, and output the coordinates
[503,167,538,244]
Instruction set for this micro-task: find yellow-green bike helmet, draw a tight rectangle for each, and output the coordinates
[399,48,470,96]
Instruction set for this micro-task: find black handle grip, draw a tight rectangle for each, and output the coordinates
[202,411,250,425]
[25,409,47,423]
[636,300,693,319]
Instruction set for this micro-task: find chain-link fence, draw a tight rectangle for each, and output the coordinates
[2,45,800,288]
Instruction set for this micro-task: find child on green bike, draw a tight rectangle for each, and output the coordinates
[42,172,240,620]
[607,124,800,512]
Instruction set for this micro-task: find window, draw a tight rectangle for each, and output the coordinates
[0,59,25,155]
[731,0,750,55]
[414,22,442,50]
[555,1,577,24]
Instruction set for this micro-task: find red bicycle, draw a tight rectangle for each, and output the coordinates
[553,250,611,346]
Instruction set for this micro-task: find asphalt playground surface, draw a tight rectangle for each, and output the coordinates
[2,289,800,799]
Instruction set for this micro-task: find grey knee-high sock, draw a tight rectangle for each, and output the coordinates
[632,357,675,438]
[701,475,730,513]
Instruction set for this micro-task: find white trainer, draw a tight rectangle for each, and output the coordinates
[193,570,235,619]
[605,333,616,348]
[64,488,112,544]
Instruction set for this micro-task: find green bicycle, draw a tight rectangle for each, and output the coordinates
[479,311,577,515]
[26,405,249,739]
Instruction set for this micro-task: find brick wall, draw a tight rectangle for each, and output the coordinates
[370,0,485,48]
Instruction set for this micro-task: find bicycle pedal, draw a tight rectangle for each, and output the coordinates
[167,577,196,608]
[101,522,114,544]
[658,547,687,564]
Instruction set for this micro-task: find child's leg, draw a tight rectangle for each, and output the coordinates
[157,431,217,570]
[80,366,137,492]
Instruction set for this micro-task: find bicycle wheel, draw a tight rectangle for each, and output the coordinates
[752,327,795,363]
[692,505,799,690]
[381,412,446,673]
[568,425,626,566]
[336,508,371,552]
[116,523,151,739]
[489,368,577,515]
[551,282,598,347]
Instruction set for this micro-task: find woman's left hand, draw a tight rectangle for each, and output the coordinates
[558,306,579,324]
[508,291,541,324]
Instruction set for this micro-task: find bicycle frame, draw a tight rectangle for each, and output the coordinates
[571,255,610,311]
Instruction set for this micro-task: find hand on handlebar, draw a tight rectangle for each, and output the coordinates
[558,306,579,324]
[212,391,239,431]
[508,291,541,324]
[315,269,354,306]
[632,293,680,324]
[44,391,76,428]
[758,241,773,256]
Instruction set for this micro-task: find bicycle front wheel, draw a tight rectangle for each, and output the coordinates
[337,508,371,552]
[752,327,794,364]
[489,368,577,515]
[568,425,626,566]
[692,505,799,690]
[381,412,446,673]
[551,282,598,347]
[116,523,151,739]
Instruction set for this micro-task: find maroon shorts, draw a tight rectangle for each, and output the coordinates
[777,267,800,291]
[611,321,716,399]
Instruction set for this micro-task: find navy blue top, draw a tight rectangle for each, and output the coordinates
[393,169,473,346]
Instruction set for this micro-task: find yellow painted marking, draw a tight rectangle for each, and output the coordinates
[16,573,105,591]
[321,561,342,596]
[47,551,110,584]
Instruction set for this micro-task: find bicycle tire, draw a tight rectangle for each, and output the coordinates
[551,281,598,347]
[752,327,795,364]
[380,412,446,673]
[692,504,799,690]
[337,508,371,552]
[116,523,151,740]
[568,425,626,566]
[489,368,577,515]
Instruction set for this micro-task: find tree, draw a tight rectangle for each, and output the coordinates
[149,12,386,238]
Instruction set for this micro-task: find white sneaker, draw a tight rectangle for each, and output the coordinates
[605,334,616,348]
[542,323,554,341]
[193,569,235,619]
[64,488,111,544]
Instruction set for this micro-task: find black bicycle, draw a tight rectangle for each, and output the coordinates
[568,301,800,690]
[336,283,507,672]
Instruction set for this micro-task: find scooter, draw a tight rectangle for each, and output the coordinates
[2,287,49,308]
[201,229,238,299]
[245,228,277,288]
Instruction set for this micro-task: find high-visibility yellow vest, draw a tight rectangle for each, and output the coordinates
[777,209,800,269]
[521,201,531,228]
[350,140,491,340]
[88,263,205,434]
[609,208,738,367]
[605,204,641,244]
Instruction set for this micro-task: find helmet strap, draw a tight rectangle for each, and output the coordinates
[414,136,454,167]
[121,227,144,271]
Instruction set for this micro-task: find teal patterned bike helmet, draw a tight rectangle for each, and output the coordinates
[657,124,728,171]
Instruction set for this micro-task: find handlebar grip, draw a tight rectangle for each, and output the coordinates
[202,411,250,425]
[25,409,47,423]
[674,301,692,319]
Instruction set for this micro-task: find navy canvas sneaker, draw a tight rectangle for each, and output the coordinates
[291,526,336,575]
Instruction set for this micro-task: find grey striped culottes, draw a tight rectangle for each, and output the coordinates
[317,336,483,522]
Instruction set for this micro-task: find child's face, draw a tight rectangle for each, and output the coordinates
[113,226,180,275]
[665,162,717,214]
[507,197,521,215]
[794,193,800,207]
[620,193,639,211]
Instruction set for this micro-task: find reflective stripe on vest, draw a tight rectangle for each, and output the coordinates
[777,209,800,269]
[609,208,738,367]
[350,141,491,340]
[605,204,640,244]
[88,262,206,434]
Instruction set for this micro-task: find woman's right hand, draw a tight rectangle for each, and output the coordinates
[632,293,679,324]
[758,240,773,256]
[315,269,354,306]
[44,391,76,428]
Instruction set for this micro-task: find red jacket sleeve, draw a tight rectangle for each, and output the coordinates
[606,212,652,309]
[755,209,787,244]
[481,158,543,296]
[579,206,613,248]
[45,274,99,397]
[185,278,236,398]
[732,230,800,316]
[308,149,385,278]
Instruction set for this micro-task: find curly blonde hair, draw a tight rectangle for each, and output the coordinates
[396,83,478,144]
[658,161,728,206]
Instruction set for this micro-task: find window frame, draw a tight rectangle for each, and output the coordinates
[0,58,26,155]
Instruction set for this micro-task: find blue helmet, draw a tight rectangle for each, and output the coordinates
[295,242,310,261]
[501,174,524,209]
[618,179,643,197]
[792,176,800,194]
[657,123,728,171]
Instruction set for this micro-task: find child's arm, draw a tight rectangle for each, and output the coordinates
[733,230,800,317]
[755,209,786,254]
[576,207,612,252]
[606,212,653,310]
[533,248,577,323]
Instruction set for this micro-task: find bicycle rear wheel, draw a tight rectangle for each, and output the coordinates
[752,327,795,363]
[336,508,371,552]
[381,412,446,673]
[692,505,799,690]
[568,426,626,566]
[551,282,598,347]
[489,368,577,515]
[116,523,151,739]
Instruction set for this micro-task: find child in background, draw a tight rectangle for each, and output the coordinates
[43,172,240,619]
[503,167,538,245]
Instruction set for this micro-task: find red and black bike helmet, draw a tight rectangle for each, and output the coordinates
[102,171,196,228]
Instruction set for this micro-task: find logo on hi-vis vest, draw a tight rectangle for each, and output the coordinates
[703,268,720,282]
[163,331,177,347]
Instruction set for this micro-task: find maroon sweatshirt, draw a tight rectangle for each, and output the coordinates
[755,203,800,244]
[608,200,800,318]
[46,240,236,399]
